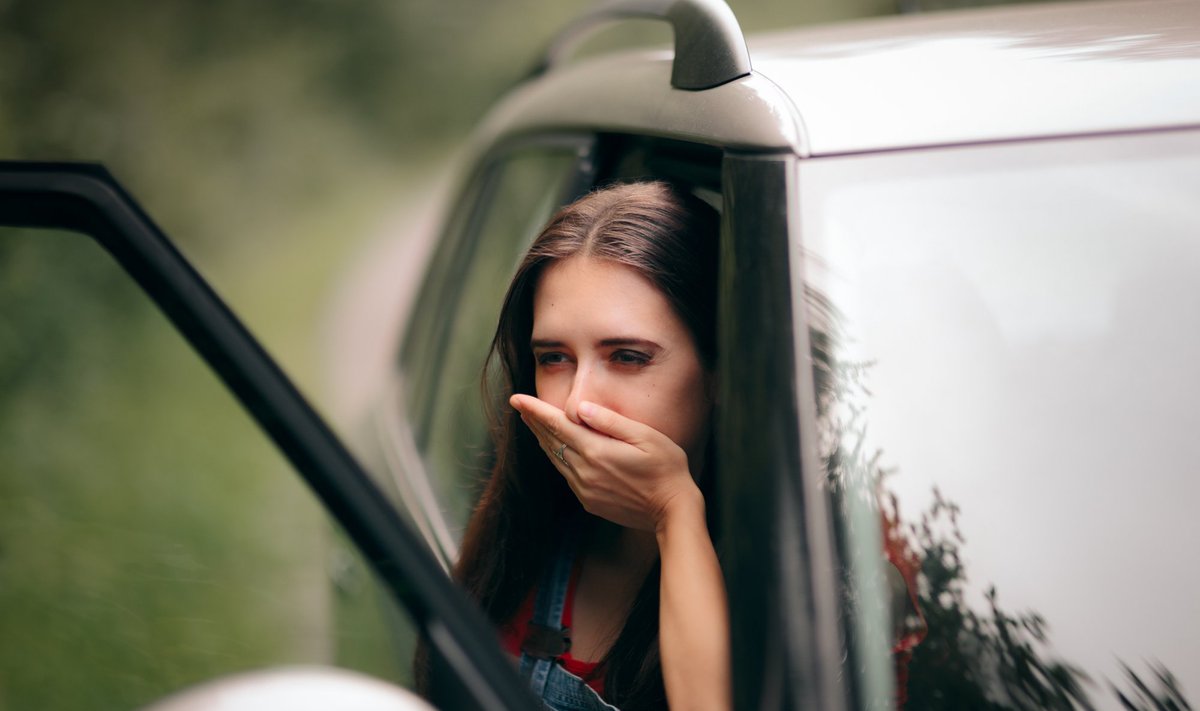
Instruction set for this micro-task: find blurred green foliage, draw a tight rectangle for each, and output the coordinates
[0,230,338,709]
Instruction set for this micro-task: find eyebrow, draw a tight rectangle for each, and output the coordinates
[530,337,663,350]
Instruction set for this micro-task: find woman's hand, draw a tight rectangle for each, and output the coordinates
[511,392,732,710]
[509,394,703,532]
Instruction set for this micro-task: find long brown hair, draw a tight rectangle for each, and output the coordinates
[430,181,719,709]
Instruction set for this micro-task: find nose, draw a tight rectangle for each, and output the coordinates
[563,361,594,425]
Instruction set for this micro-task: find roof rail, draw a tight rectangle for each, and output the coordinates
[535,0,751,91]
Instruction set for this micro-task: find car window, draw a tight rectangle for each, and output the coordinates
[799,129,1200,709]
[394,142,590,563]
[0,228,412,707]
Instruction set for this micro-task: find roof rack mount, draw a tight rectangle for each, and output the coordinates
[538,0,751,91]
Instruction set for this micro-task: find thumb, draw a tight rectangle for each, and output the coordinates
[577,401,652,447]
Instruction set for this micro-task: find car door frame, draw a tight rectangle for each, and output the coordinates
[719,150,849,711]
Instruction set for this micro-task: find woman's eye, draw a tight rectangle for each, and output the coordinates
[536,352,568,366]
[612,350,651,366]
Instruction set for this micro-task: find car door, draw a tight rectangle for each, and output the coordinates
[0,162,531,710]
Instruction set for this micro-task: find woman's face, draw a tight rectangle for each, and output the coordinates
[531,256,713,469]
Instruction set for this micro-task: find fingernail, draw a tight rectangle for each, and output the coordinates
[579,401,595,418]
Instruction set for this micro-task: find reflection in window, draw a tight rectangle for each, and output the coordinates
[801,131,1200,709]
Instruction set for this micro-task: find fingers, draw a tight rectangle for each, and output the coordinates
[576,400,654,448]
[511,394,580,472]
[510,394,580,444]
[510,394,691,531]
[511,395,668,458]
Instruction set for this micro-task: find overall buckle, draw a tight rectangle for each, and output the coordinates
[521,622,572,660]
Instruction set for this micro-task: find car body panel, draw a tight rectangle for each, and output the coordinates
[753,0,1200,155]
[469,55,807,155]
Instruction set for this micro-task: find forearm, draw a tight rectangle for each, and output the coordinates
[656,490,732,711]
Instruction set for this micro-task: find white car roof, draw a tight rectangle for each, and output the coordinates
[473,0,1200,158]
[752,0,1200,155]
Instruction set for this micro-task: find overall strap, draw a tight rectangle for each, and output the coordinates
[518,518,579,699]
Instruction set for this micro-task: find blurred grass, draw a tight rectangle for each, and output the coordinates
[0,0,929,707]
[0,231,334,709]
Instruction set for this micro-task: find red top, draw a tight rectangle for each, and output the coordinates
[500,562,606,696]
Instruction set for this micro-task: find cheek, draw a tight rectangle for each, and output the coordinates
[596,380,650,421]
[533,370,569,409]
[668,399,713,451]
[628,371,712,448]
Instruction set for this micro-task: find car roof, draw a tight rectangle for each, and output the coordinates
[472,0,1200,159]
[752,0,1200,155]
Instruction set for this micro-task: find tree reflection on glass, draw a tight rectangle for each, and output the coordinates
[806,287,1190,710]
[1111,662,1192,711]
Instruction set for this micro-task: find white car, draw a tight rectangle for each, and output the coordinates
[369,0,1200,708]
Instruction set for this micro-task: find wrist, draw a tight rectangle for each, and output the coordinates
[655,482,706,539]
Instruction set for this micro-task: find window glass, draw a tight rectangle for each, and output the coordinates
[0,229,411,707]
[800,130,1200,709]
[395,146,584,562]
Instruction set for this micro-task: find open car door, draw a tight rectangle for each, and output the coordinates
[0,161,532,710]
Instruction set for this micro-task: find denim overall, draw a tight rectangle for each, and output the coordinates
[518,526,620,711]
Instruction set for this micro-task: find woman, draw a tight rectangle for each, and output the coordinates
[439,181,730,710]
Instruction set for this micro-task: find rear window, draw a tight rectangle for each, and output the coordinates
[800,129,1200,709]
